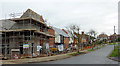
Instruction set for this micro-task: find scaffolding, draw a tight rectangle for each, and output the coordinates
[2,9,55,59]
[1,12,54,59]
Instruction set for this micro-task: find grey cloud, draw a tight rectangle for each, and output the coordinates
[0,0,118,35]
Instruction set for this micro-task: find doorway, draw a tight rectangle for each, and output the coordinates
[31,43,34,54]
[20,45,23,54]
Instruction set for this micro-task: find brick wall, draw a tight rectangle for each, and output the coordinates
[64,37,69,49]
[48,29,55,46]
[49,38,55,46]
[62,29,69,49]
[48,28,55,36]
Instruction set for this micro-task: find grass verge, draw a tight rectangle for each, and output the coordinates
[108,43,118,45]
[68,52,81,56]
[88,49,95,51]
[110,45,119,57]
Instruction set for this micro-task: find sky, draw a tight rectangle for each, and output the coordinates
[0,0,119,36]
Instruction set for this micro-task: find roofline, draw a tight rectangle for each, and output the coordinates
[9,17,51,29]
[10,17,45,24]
[0,29,55,37]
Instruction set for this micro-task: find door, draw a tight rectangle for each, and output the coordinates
[31,43,34,54]
[20,45,23,54]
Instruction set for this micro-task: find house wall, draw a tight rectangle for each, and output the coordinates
[64,37,69,49]
[8,32,41,57]
[48,29,55,36]
[2,30,50,58]
[10,21,41,31]
[65,33,73,44]
[109,35,118,41]
[48,29,55,46]
[62,29,73,44]
[55,32,60,43]
[49,38,55,46]
[1,9,54,58]
[99,37,108,41]
[69,37,73,44]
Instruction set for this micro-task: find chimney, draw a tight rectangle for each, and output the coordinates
[82,31,84,35]
[40,16,44,22]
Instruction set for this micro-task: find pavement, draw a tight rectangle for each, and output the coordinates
[36,45,118,64]
[109,57,120,62]
[1,49,90,64]
[1,51,78,64]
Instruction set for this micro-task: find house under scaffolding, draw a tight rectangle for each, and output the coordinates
[0,9,54,59]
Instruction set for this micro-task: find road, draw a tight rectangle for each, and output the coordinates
[37,45,118,64]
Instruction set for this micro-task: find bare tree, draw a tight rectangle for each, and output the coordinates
[88,29,98,39]
[88,29,97,49]
[66,24,81,53]
[89,29,94,36]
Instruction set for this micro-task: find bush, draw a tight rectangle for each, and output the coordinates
[118,38,120,42]
[97,41,101,44]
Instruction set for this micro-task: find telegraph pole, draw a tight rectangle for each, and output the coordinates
[114,26,115,34]
[114,26,115,50]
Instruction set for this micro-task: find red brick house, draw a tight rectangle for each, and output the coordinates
[52,27,69,52]
[64,37,69,49]
[62,29,70,49]
[48,28,55,50]
[62,29,71,48]
[97,34,108,41]
[75,32,90,50]
[1,9,55,58]
[109,33,118,42]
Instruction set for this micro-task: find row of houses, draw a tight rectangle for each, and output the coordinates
[0,9,91,59]
[1,9,119,59]
[97,33,120,43]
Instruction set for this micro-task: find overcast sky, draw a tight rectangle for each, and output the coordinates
[0,0,119,36]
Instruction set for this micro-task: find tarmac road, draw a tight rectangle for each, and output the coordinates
[38,45,118,64]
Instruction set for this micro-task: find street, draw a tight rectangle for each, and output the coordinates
[37,45,118,64]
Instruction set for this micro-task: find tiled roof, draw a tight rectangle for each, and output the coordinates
[21,9,45,22]
[110,33,118,37]
[66,30,72,36]
[52,27,69,37]
[98,34,108,37]
[0,19,16,30]
[66,30,78,38]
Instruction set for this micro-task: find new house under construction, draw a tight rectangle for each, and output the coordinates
[0,9,54,59]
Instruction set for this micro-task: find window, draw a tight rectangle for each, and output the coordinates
[24,32,30,36]
[24,37,30,40]
[60,35,63,43]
